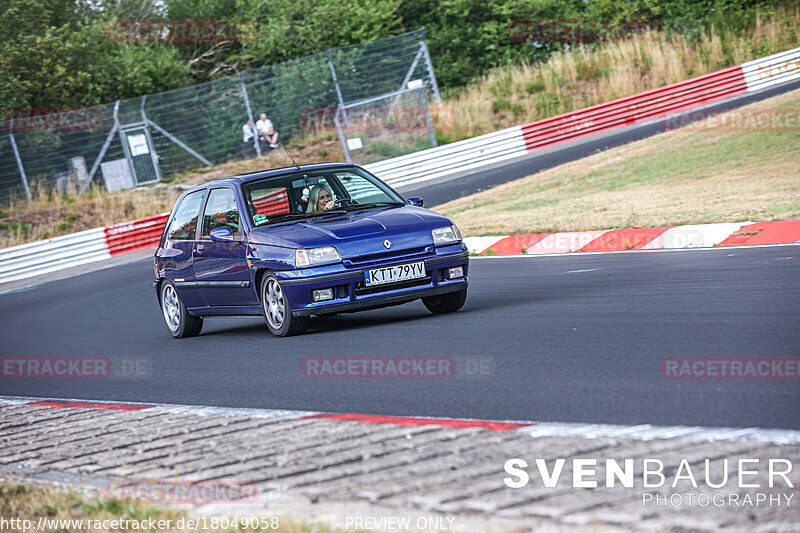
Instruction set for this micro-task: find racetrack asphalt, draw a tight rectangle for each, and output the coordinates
[1,245,798,430]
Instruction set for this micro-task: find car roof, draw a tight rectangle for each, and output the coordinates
[183,163,357,194]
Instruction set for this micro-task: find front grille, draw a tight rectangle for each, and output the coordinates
[346,246,430,267]
[354,276,432,296]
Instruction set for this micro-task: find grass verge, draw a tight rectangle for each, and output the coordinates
[436,88,800,236]
[0,483,356,533]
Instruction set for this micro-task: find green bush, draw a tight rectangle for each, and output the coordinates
[525,81,546,94]
[492,98,512,114]
[535,92,572,117]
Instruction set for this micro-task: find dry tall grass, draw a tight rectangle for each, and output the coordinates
[435,6,800,141]
[0,181,178,248]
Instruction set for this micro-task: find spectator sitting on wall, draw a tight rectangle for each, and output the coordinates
[238,119,257,159]
[256,113,279,148]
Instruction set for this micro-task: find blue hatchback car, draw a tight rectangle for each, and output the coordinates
[154,163,469,337]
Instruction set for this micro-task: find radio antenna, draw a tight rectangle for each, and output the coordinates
[279,142,300,170]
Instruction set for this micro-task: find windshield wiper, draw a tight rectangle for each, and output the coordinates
[255,210,347,226]
[343,201,404,211]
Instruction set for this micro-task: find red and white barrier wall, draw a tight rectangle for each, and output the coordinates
[465,221,800,255]
[1,46,798,284]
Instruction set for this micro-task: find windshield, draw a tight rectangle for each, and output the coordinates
[241,166,405,226]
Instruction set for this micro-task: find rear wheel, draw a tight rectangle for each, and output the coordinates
[160,282,203,338]
[261,275,309,337]
[422,287,467,314]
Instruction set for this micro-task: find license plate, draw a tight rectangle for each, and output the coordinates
[364,261,426,286]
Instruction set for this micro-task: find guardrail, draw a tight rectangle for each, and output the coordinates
[1,45,798,285]
[364,126,528,189]
[0,228,111,284]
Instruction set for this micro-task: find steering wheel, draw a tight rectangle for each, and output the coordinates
[332,198,355,208]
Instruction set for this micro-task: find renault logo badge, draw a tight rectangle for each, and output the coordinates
[383,239,392,249]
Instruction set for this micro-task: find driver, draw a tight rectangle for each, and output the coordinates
[306,184,336,213]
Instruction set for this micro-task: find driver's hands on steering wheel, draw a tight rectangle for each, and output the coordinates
[327,198,354,210]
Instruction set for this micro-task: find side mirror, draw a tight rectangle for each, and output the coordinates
[209,226,234,243]
[407,197,424,207]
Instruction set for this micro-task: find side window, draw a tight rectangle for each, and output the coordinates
[202,188,240,237]
[167,190,205,241]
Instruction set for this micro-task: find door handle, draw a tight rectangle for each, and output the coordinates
[196,244,204,253]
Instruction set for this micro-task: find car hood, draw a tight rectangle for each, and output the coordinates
[248,206,453,259]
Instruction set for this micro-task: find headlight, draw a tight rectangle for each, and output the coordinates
[295,246,341,267]
[432,224,462,245]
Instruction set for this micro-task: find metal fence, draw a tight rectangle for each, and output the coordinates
[336,86,437,166]
[0,27,441,204]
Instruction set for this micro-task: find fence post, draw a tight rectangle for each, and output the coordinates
[85,100,120,192]
[399,49,424,94]
[328,49,349,126]
[240,72,262,157]
[329,49,352,161]
[140,95,163,183]
[334,107,351,164]
[419,87,438,149]
[419,27,442,105]
[7,120,33,203]
[328,50,346,111]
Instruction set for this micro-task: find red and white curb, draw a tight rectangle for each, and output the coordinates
[3,396,799,445]
[463,220,800,255]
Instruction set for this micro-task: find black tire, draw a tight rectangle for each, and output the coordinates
[160,282,203,338]
[260,274,309,337]
[422,287,468,314]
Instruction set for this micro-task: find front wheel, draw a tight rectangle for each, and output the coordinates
[422,287,467,314]
[261,275,309,337]
[160,282,203,338]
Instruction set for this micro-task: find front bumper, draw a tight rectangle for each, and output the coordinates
[275,246,469,317]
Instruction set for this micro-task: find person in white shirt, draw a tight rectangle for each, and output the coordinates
[256,113,279,148]
[242,119,255,144]
[237,119,258,159]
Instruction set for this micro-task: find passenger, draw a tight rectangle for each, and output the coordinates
[306,185,335,213]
